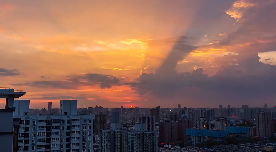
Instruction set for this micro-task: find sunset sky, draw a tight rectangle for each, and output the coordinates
[0,0,276,108]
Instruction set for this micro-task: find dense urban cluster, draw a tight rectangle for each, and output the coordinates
[1,89,276,152]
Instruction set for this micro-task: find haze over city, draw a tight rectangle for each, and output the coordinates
[1,0,276,108]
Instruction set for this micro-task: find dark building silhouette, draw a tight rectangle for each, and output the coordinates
[159,121,178,144]
[93,113,107,135]
[150,106,160,123]
[177,116,193,142]
[256,112,271,138]
[270,118,276,138]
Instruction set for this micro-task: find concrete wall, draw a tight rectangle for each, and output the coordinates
[0,110,13,152]
[0,134,13,152]
[60,100,77,115]
[0,111,13,132]
[14,100,30,117]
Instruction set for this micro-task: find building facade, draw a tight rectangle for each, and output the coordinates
[256,112,271,138]
[101,129,157,152]
[93,113,107,135]
[150,106,160,123]
[14,100,93,152]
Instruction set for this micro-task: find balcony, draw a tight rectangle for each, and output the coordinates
[71,133,80,137]
[37,142,47,145]
[37,128,46,132]
[72,121,80,125]
[72,127,80,131]
[51,129,60,132]
[38,122,47,126]
[36,147,46,151]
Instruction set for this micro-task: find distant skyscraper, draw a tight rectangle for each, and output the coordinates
[271,119,276,138]
[134,115,155,131]
[94,113,107,135]
[48,102,52,113]
[177,117,193,142]
[219,105,222,109]
[242,105,249,109]
[178,104,181,109]
[60,100,77,115]
[206,108,215,121]
[264,103,268,109]
[111,109,121,130]
[244,108,262,121]
[159,121,178,144]
[256,112,271,138]
[150,106,160,123]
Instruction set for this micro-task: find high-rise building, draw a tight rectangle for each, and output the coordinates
[270,119,276,138]
[134,115,155,131]
[60,100,77,115]
[0,89,26,152]
[169,112,178,122]
[150,106,160,123]
[93,113,107,135]
[14,100,94,152]
[178,104,181,109]
[48,102,52,113]
[214,117,228,130]
[206,109,215,121]
[159,121,178,144]
[101,115,157,152]
[101,129,157,152]
[219,105,222,109]
[264,103,268,109]
[13,100,30,117]
[256,112,271,138]
[0,108,14,152]
[111,109,121,130]
[177,117,193,143]
[242,105,249,109]
[244,108,262,121]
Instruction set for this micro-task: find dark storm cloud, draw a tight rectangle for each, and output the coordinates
[155,37,198,75]
[68,73,121,89]
[0,68,20,76]
[127,0,276,106]
[147,36,194,47]
[14,73,121,89]
[130,53,276,104]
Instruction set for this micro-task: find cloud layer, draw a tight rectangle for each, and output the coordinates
[1,0,276,108]
[0,68,20,76]
[14,73,121,89]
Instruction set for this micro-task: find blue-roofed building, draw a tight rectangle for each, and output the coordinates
[186,129,228,144]
[227,127,249,138]
[186,127,249,144]
[227,127,249,134]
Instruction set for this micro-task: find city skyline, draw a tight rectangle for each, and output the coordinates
[1,0,276,108]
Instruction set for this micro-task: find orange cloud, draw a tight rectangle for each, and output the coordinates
[226,0,256,21]
[120,39,148,49]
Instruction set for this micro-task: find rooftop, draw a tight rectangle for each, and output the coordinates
[0,88,26,98]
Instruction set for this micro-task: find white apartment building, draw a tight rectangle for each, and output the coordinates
[14,100,93,152]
